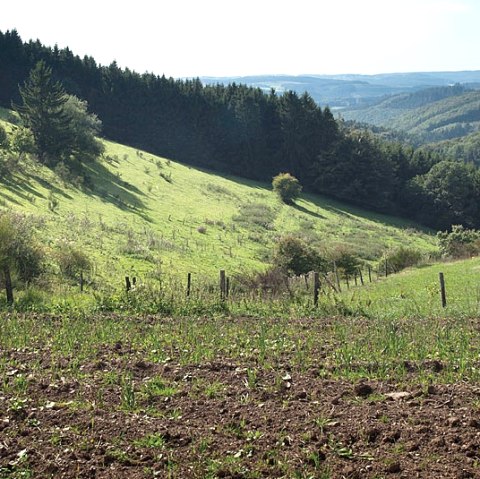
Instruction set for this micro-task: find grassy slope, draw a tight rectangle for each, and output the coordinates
[0,113,436,285]
[342,256,480,319]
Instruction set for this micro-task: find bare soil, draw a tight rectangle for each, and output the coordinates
[1,329,480,478]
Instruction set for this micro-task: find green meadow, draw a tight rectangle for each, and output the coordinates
[0,111,436,293]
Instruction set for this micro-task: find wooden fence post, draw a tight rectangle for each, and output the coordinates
[226,277,230,299]
[186,272,191,297]
[80,271,84,292]
[313,272,320,307]
[220,270,226,301]
[4,267,13,305]
[439,272,447,308]
[333,261,341,292]
[354,272,358,286]
[125,276,131,292]
[368,265,372,283]
[346,275,350,289]
[385,259,388,277]
[358,268,364,286]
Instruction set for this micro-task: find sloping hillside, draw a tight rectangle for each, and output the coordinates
[341,87,480,143]
[0,112,436,285]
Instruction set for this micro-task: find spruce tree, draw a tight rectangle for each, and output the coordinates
[15,60,71,163]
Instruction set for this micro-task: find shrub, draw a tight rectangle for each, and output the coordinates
[379,246,423,275]
[437,225,480,258]
[0,211,44,283]
[272,173,302,204]
[10,127,35,154]
[56,241,92,280]
[0,125,8,149]
[330,246,361,276]
[273,235,327,276]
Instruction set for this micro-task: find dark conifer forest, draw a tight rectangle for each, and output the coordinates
[1,29,480,231]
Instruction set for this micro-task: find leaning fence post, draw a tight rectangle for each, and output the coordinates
[313,272,320,307]
[439,272,447,308]
[358,268,364,286]
[220,270,226,301]
[125,276,131,292]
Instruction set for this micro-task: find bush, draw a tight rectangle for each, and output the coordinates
[330,246,361,276]
[10,127,35,154]
[0,211,44,283]
[272,173,302,204]
[379,246,422,275]
[273,235,327,276]
[56,242,92,280]
[0,125,8,149]
[437,225,480,258]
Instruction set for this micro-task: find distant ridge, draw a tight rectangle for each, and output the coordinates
[200,71,480,107]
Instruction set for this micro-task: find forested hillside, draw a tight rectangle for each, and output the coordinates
[2,30,480,231]
[342,86,480,144]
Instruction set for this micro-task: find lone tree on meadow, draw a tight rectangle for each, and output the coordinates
[272,172,302,204]
[15,60,71,163]
[15,60,103,165]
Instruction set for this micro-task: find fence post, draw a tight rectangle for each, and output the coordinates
[186,272,191,297]
[385,259,388,277]
[80,271,84,292]
[368,265,372,283]
[3,267,13,305]
[358,268,364,286]
[333,261,341,292]
[354,272,358,286]
[313,272,320,307]
[346,275,350,289]
[125,276,131,292]
[439,272,447,308]
[220,270,226,301]
[226,277,230,299]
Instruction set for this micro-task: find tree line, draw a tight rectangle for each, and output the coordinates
[1,29,480,231]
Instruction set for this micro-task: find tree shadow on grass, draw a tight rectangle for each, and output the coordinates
[82,160,152,222]
[292,202,326,220]
[1,174,50,204]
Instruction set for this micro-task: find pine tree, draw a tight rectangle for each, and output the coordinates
[15,60,71,163]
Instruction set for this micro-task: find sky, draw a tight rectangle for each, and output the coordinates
[1,0,479,78]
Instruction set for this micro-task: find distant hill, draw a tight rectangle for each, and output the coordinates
[200,72,480,107]
[341,87,480,144]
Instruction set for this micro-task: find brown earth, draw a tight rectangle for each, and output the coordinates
[1,340,480,478]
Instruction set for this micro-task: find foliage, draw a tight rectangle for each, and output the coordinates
[437,225,480,258]
[272,173,302,204]
[0,124,8,149]
[379,246,423,275]
[10,126,36,154]
[273,235,327,276]
[14,60,103,166]
[330,246,361,276]
[15,60,72,163]
[0,211,43,283]
[409,161,480,230]
[55,241,92,279]
[62,95,104,161]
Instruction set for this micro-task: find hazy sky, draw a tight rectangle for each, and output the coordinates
[1,0,479,78]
